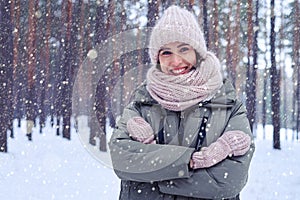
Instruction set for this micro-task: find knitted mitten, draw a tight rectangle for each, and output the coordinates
[126,117,156,144]
[191,130,251,168]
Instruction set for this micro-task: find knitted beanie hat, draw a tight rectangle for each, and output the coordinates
[148,5,207,65]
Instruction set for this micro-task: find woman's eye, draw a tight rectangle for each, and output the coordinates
[161,51,172,56]
[180,47,190,53]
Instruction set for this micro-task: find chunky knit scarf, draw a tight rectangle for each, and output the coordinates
[146,57,223,111]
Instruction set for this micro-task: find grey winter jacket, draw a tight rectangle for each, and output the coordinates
[109,79,255,200]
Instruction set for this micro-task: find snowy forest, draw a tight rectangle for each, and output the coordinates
[0,0,299,154]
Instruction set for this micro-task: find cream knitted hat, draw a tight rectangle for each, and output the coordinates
[148,5,207,65]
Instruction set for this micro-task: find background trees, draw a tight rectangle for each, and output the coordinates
[1,0,299,152]
[0,0,14,152]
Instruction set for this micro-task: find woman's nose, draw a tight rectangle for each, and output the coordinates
[170,54,183,66]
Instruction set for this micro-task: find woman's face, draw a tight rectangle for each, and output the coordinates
[158,42,196,75]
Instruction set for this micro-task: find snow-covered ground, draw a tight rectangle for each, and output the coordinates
[0,118,299,200]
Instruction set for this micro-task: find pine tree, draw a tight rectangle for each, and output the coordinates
[0,0,14,152]
[270,0,281,149]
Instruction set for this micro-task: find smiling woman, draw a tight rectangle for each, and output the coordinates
[109,5,255,200]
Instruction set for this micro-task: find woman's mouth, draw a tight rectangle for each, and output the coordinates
[171,66,192,75]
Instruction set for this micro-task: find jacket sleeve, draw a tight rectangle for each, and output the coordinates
[109,102,195,182]
[157,101,255,199]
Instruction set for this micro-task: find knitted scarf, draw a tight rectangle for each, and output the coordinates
[146,61,223,111]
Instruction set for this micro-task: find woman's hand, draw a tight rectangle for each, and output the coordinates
[221,130,251,156]
[191,130,251,169]
[126,117,156,144]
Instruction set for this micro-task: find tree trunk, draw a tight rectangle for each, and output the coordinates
[12,0,23,129]
[245,0,256,133]
[72,0,86,131]
[108,1,119,128]
[232,0,241,88]
[119,1,127,113]
[252,0,259,133]
[95,0,118,152]
[55,0,68,136]
[95,2,107,44]
[26,0,38,141]
[145,0,159,64]
[10,0,21,138]
[39,0,52,133]
[92,1,109,151]
[147,0,159,37]
[225,1,237,86]
[61,0,73,140]
[90,2,107,146]
[262,0,269,138]
[211,0,219,57]
[202,0,209,48]
[270,0,281,149]
[78,0,86,69]
[294,0,300,140]
[0,0,14,152]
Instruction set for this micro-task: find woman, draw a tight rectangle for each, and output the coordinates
[109,5,255,200]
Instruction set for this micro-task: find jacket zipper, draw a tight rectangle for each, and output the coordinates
[178,111,184,146]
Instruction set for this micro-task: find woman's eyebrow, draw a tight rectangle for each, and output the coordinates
[177,43,189,48]
[160,47,171,51]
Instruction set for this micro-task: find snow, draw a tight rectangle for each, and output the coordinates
[1,119,300,200]
[242,140,300,200]
[0,119,120,200]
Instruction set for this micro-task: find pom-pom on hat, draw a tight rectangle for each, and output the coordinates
[148,5,207,65]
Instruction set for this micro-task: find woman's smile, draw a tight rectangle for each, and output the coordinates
[170,66,193,75]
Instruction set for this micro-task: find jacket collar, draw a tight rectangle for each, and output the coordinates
[205,79,237,109]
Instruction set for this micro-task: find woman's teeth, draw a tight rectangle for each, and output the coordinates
[172,68,186,74]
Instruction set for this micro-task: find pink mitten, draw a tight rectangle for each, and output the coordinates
[191,130,251,169]
[126,117,156,144]
[220,130,251,156]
